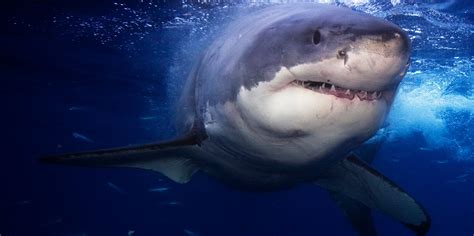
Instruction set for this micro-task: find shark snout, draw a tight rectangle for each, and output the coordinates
[360,20,411,57]
[333,22,412,92]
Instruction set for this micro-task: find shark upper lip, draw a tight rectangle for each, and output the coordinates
[291,80,383,101]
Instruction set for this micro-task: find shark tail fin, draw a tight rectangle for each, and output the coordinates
[40,131,204,184]
[316,155,430,236]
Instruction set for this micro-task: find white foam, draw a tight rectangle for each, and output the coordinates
[386,59,474,160]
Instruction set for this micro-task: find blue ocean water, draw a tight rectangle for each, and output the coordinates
[1,0,473,235]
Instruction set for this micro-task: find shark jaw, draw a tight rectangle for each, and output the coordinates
[229,66,390,166]
[290,80,383,101]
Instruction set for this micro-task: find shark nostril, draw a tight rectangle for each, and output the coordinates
[381,31,404,42]
[338,50,346,57]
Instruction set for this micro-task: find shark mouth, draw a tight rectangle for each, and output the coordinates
[291,80,383,101]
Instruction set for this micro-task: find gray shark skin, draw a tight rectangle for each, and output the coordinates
[41,4,430,236]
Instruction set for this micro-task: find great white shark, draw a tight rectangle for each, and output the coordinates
[42,3,430,236]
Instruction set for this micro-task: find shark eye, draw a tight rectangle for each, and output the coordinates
[312,30,321,45]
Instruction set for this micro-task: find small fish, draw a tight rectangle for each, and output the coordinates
[148,187,169,192]
[446,178,467,184]
[184,229,198,236]
[68,106,89,111]
[16,200,32,205]
[433,160,449,164]
[418,147,433,151]
[139,116,157,120]
[456,173,470,179]
[72,132,94,143]
[160,201,181,206]
[41,217,63,227]
[128,230,135,236]
[107,182,125,194]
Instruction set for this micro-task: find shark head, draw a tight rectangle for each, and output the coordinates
[198,4,411,166]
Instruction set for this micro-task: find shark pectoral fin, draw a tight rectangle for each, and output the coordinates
[331,137,385,236]
[119,156,198,184]
[315,155,430,236]
[328,190,377,236]
[40,132,202,184]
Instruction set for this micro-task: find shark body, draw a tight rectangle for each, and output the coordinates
[42,4,430,235]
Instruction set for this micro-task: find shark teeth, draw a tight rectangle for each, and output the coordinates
[291,80,383,101]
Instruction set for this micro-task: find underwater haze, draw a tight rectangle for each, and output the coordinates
[1,0,473,235]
